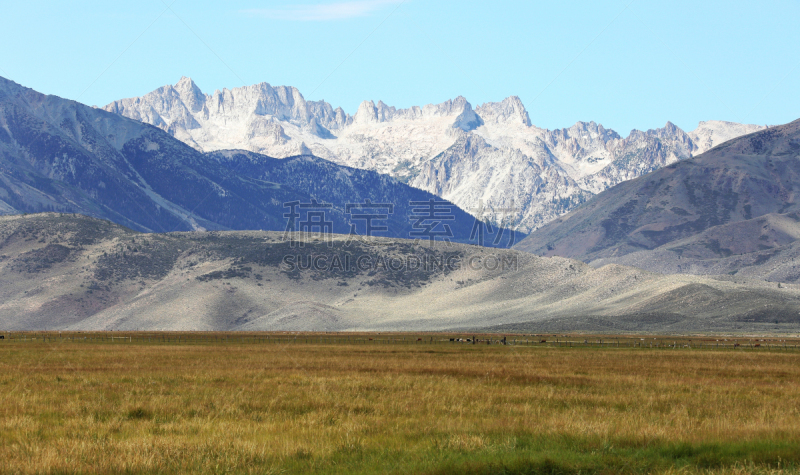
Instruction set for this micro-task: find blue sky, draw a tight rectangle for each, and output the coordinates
[1,0,798,134]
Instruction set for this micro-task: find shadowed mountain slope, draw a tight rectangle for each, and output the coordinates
[0,76,506,245]
[588,212,800,282]
[206,150,514,244]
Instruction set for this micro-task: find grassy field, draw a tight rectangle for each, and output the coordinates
[1,334,799,474]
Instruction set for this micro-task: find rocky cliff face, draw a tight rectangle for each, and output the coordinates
[105,78,767,232]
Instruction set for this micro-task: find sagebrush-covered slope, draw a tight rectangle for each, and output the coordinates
[1,214,798,333]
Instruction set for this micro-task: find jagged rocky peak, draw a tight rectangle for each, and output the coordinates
[541,121,620,151]
[566,121,620,140]
[476,96,531,127]
[208,82,308,123]
[353,100,378,124]
[662,120,680,133]
[689,120,767,155]
[426,95,470,115]
[352,99,396,124]
[307,101,351,130]
[449,97,483,131]
[173,76,205,112]
[644,121,686,138]
[104,78,350,140]
[352,96,481,131]
[624,121,693,154]
[408,96,482,131]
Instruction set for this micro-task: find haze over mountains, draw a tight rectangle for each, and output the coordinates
[106,77,766,232]
[0,76,506,245]
[517,119,800,283]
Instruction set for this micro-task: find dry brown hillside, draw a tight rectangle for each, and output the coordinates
[1,213,799,333]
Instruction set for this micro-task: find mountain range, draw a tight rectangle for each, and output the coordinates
[516,119,800,282]
[1,74,797,332]
[106,77,766,232]
[0,76,508,245]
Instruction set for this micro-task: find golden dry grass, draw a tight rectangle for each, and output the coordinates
[1,336,799,474]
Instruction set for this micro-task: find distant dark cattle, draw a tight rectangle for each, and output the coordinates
[754,343,761,347]
[0,335,4,339]
[417,338,422,341]
[540,339,547,343]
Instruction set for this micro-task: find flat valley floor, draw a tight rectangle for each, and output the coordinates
[1,333,800,474]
